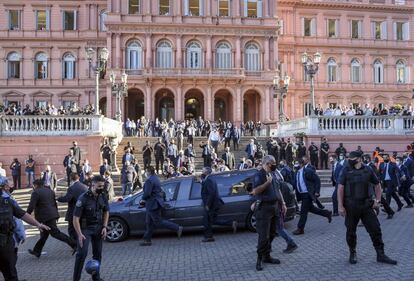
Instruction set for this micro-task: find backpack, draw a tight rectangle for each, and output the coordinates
[0,197,15,246]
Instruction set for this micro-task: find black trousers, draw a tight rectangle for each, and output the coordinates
[320,153,329,170]
[66,169,72,187]
[297,194,331,230]
[256,203,277,258]
[224,138,231,149]
[399,182,412,205]
[232,139,239,151]
[73,228,103,281]
[310,154,319,169]
[383,181,403,208]
[143,157,151,170]
[344,202,384,251]
[0,236,18,281]
[202,208,232,238]
[33,219,76,255]
[332,186,339,214]
[155,156,164,173]
[380,196,394,215]
[12,175,21,189]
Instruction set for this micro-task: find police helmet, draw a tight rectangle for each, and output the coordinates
[85,259,100,275]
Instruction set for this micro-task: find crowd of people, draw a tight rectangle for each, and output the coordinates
[314,103,414,117]
[1,103,95,116]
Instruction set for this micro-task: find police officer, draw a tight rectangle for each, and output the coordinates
[338,151,397,265]
[73,175,109,281]
[320,138,330,170]
[0,177,50,281]
[201,167,237,242]
[139,166,183,246]
[308,142,319,169]
[250,155,286,271]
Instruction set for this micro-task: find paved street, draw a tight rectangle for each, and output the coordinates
[15,203,414,281]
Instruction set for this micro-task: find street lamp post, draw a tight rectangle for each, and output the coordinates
[272,74,290,123]
[110,71,128,122]
[86,47,109,115]
[301,51,321,116]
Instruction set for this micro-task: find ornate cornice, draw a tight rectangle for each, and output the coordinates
[278,0,414,11]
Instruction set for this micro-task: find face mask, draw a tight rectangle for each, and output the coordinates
[363,160,369,164]
[348,159,358,167]
[95,188,104,194]
[383,159,390,163]
[270,164,277,172]
[294,164,300,168]
[339,156,344,160]
[396,161,401,166]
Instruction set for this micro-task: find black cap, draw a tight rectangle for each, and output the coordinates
[349,151,362,158]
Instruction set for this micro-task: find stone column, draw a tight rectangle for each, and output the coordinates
[265,86,271,121]
[115,34,121,69]
[236,37,241,68]
[176,82,183,120]
[146,34,152,68]
[264,0,269,17]
[264,38,270,71]
[235,85,242,124]
[206,35,212,69]
[273,37,279,70]
[206,85,212,120]
[106,84,112,118]
[176,35,182,68]
[235,0,240,17]
[145,81,152,119]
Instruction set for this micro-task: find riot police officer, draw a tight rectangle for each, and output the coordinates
[73,175,109,281]
[250,155,286,271]
[0,177,49,281]
[337,151,397,265]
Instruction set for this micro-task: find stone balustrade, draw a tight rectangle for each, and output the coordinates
[277,116,414,136]
[0,115,123,139]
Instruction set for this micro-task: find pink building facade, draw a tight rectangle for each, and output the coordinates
[0,0,413,123]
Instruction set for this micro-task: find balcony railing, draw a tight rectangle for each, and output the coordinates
[125,68,247,78]
[278,116,414,136]
[0,115,123,138]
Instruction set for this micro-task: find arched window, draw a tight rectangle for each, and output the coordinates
[244,42,260,71]
[99,10,108,31]
[215,42,232,69]
[186,41,202,69]
[351,59,361,83]
[156,40,173,68]
[327,58,337,82]
[7,52,21,79]
[126,41,143,69]
[396,60,408,84]
[63,53,76,79]
[373,59,384,84]
[35,52,48,79]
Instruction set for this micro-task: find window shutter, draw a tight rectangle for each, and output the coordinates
[380,21,387,40]
[257,0,263,18]
[358,20,362,38]
[301,17,304,36]
[405,66,410,84]
[393,22,397,40]
[380,64,384,83]
[62,61,65,79]
[46,10,50,30]
[244,0,248,17]
[371,22,375,39]
[335,19,339,37]
[62,11,65,30]
[74,10,77,30]
[199,0,204,16]
[35,11,38,29]
[403,22,409,41]
[184,0,189,16]
[311,18,316,36]
[326,19,329,36]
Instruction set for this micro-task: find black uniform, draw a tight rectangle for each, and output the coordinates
[253,169,283,261]
[308,144,319,169]
[73,190,109,281]
[338,165,385,256]
[320,141,330,170]
[0,191,26,281]
[154,141,166,173]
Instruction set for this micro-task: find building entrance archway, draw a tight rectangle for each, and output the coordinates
[125,88,145,121]
[155,89,175,121]
[243,90,261,122]
[99,97,107,117]
[184,89,204,120]
[214,90,233,121]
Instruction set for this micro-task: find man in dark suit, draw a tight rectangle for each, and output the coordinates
[320,138,330,170]
[9,158,21,189]
[57,173,88,240]
[154,138,166,173]
[99,159,112,176]
[308,142,319,169]
[293,159,332,235]
[142,140,154,170]
[221,147,235,170]
[396,157,413,208]
[139,166,183,246]
[379,154,404,210]
[63,149,78,187]
[330,155,343,216]
[27,180,76,257]
[232,126,241,151]
[41,165,58,191]
[201,167,237,242]
[403,153,414,180]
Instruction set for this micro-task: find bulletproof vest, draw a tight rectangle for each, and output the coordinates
[0,197,15,246]
[344,167,372,200]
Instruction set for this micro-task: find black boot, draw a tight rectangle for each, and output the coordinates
[376,249,397,265]
[263,255,281,264]
[349,249,357,264]
[256,256,263,271]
